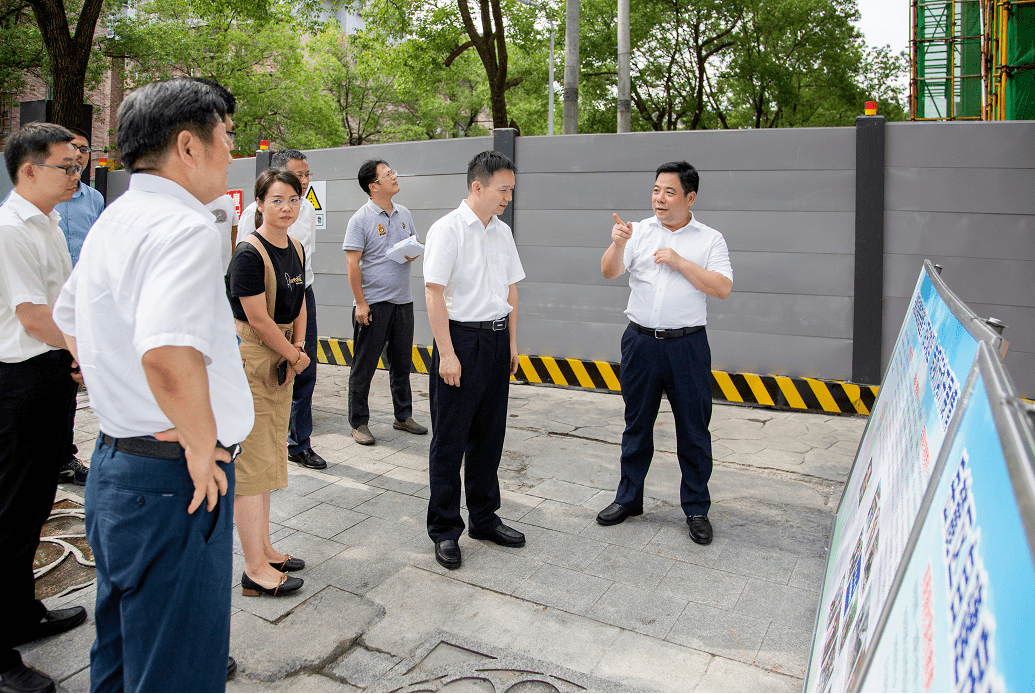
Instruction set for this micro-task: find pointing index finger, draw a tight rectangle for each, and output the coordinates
[612,213,627,227]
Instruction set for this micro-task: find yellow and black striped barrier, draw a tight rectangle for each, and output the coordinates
[316,338,879,416]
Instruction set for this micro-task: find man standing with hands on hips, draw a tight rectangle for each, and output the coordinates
[596,161,732,546]
[422,151,526,570]
[343,160,427,445]
[52,78,253,691]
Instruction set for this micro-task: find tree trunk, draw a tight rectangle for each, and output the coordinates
[29,0,104,130]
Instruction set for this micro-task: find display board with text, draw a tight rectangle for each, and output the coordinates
[805,261,1004,692]
[858,343,1035,692]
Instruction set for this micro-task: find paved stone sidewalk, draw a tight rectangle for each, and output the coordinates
[22,364,865,692]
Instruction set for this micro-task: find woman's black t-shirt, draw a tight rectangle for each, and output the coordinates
[226,232,306,324]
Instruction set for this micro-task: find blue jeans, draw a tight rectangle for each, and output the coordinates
[86,438,235,692]
[288,285,318,455]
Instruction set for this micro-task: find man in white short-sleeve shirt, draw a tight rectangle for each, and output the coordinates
[596,161,733,547]
[207,193,239,272]
[52,78,253,692]
[238,150,326,470]
[0,122,89,693]
[422,151,526,570]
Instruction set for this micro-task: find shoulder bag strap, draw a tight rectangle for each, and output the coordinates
[243,233,277,320]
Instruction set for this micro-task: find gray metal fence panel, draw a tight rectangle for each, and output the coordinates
[883,121,1035,397]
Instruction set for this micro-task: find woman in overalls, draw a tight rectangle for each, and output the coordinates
[226,168,310,596]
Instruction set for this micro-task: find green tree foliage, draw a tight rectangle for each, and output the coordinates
[0,0,47,99]
[106,0,339,151]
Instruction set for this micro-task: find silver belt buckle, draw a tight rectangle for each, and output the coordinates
[653,328,665,339]
[492,317,507,331]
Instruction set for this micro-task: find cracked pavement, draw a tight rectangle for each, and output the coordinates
[23,363,866,692]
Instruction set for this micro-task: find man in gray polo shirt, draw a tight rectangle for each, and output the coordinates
[342,160,427,445]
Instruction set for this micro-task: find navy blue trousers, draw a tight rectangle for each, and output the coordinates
[0,351,76,671]
[616,325,713,517]
[427,324,510,541]
[86,438,235,692]
[288,285,318,455]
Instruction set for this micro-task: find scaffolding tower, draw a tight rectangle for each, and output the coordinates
[910,0,1035,120]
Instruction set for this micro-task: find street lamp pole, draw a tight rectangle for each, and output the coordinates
[519,0,556,135]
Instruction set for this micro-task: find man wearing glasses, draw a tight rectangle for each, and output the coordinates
[342,160,427,445]
[0,122,89,693]
[239,150,326,469]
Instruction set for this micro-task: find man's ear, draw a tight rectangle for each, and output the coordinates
[174,129,198,170]
[18,161,36,185]
[686,190,696,207]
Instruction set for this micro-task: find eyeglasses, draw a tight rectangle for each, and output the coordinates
[373,169,398,184]
[225,129,237,141]
[266,196,302,208]
[37,163,83,176]
[74,145,90,154]
[290,170,311,180]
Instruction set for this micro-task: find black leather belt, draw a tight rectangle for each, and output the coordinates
[630,321,704,339]
[450,316,509,331]
[100,433,239,460]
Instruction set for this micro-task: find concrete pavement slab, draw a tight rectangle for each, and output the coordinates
[587,581,687,638]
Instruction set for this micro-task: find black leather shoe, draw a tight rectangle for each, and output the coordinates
[288,448,327,470]
[20,606,87,645]
[688,515,713,545]
[0,664,56,693]
[469,523,525,547]
[596,502,643,526]
[226,656,237,682]
[241,572,304,597]
[269,554,305,572]
[434,540,462,569]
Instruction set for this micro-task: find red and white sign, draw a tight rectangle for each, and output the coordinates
[228,190,243,222]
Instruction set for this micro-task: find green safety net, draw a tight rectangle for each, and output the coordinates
[1005,3,1035,119]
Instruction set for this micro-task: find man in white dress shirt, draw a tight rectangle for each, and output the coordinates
[0,122,88,694]
[238,150,326,470]
[596,161,733,546]
[422,151,526,570]
[52,78,254,691]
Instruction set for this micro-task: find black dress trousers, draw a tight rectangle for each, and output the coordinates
[427,323,511,542]
[348,301,415,429]
[0,350,77,671]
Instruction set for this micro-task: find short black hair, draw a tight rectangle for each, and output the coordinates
[117,78,227,174]
[357,159,388,195]
[253,168,303,229]
[67,126,91,144]
[271,150,306,168]
[4,122,75,184]
[467,150,516,189]
[189,78,236,117]
[655,161,699,196]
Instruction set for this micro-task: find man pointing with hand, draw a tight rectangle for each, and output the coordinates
[597,161,732,547]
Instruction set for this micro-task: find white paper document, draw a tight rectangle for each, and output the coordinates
[387,236,424,264]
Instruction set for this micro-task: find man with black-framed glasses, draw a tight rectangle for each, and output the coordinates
[0,122,89,694]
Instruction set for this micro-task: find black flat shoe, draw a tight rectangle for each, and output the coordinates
[227,656,237,682]
[269,554,305,572]
[596,502,643,526]
[241,572,304,597]
[288,448,327,470]
[688,515,713,545]
[469,523,525,547]
[434,540,462,569]
[0,663,56,693]
[18,606,88,646]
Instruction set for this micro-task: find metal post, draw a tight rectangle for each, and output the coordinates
[617,0,631,132]
[255,149,271,176]
[549,19,556,135]
[851,113,886,386]
[563,0,580,134]
[493,128,517,232]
